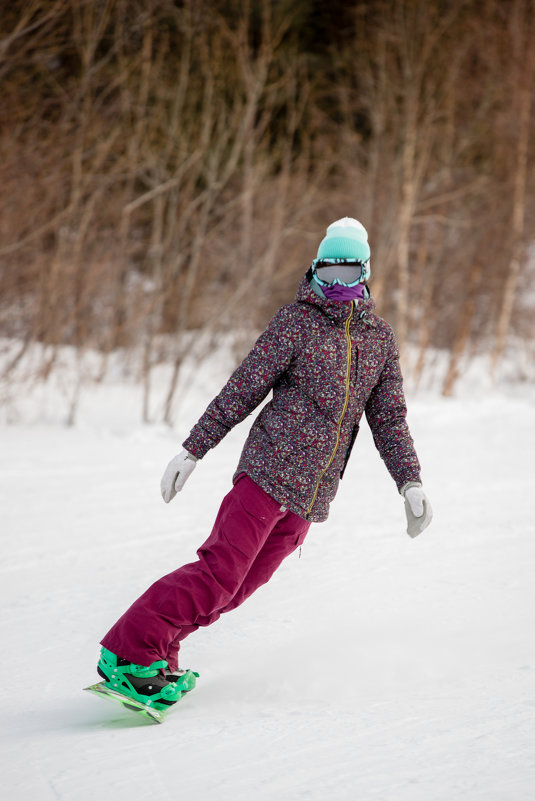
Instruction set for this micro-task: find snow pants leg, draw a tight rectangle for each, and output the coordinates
[101,475,310,671]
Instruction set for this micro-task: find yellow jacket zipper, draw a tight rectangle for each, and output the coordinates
[306,303,354,517]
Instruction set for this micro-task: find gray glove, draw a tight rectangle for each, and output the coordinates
[401,482,433,538]
[160,450,198,503]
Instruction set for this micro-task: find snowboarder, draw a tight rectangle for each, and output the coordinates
[96,217,432,712]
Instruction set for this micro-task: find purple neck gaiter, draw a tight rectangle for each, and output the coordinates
[322,282,366,301]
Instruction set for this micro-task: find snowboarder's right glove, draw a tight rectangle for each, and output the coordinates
[160,450,198,503]
[401,482,433,538]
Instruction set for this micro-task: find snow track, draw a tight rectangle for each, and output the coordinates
[1,380,534,800]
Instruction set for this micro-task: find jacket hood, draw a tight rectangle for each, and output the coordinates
[295,275,376,326]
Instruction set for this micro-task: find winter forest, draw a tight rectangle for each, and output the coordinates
[2,0,535,422]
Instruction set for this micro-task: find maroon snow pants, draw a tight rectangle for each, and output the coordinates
[101,474,310,671]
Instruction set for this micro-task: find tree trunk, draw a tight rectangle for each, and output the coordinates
[491,0,535,372]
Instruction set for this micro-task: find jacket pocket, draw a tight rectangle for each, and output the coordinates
[340,422,360,479]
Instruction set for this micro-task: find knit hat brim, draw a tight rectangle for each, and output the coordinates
[316,235,370,262]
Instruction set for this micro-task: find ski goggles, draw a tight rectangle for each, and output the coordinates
[311,258,370,287]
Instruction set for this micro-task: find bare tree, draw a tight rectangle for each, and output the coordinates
[491,0,535,372]
[2,0,535,419]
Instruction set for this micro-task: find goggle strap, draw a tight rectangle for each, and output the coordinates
[312,257,368,268]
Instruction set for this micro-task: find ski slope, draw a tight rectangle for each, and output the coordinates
[1,353,534,801]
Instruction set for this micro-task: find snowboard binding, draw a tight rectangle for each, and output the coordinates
[84,647,198,722]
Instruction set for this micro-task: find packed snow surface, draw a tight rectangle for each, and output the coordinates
[1,353,534,801]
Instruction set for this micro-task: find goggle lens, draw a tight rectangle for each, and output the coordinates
[315,264,363,286]
[312,258,370,287]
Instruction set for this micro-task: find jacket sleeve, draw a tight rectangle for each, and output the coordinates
[364,330,421,491]
[183,306,296,458]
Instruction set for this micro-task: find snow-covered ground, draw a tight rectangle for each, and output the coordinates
[1,349,535,800]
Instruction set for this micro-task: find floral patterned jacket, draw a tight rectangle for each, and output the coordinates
[183,277,421,522]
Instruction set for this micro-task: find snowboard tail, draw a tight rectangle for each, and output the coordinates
[84,669,198,724]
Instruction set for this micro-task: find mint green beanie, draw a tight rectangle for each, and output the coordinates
[316,217,370,262]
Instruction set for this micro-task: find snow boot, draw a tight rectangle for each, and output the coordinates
[97,647,190,711]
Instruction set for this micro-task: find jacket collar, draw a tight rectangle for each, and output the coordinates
[295,276,377,328]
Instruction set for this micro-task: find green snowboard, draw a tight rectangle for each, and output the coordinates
[84,669,198,724]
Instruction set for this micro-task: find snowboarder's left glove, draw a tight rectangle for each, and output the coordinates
[160,450,198,503]
[401,482,433,538]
